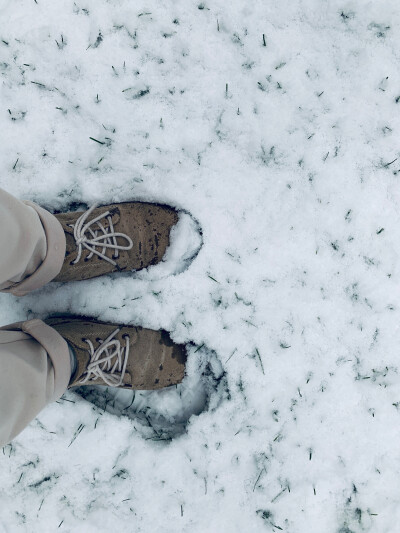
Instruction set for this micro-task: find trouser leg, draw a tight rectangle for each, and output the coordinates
[0,188,69,445]
[0,320,71,447]
[0,188,66,296]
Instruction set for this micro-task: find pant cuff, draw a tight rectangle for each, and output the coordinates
[1,319,71,401]
[2,202,66,297]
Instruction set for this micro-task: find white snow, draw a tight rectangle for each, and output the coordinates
[1,0,400,531]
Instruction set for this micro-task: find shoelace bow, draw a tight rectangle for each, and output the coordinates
[80,329,130,387]
[69,205,133,266]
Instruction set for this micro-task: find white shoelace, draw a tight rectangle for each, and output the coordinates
[79,329,130,387]
[69,205,133,266]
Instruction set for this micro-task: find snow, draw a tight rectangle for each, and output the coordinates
[1,0,400,531]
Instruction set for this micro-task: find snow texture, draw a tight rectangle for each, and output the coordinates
[1,0,400,531]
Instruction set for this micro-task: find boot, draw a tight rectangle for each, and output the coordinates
[45,316,186,390]
[53,201,178,282]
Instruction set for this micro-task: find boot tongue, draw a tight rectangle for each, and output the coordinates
[69,342,91,386]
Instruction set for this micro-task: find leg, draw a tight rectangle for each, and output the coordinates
[0,188,65,296]
[0,189,70,445]
[0,315,186,446]
[0,320,71,447]
[0,188,185,445]
[0,187,182,289]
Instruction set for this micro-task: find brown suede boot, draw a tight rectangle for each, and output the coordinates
[53,202,178,282]
[45,316,186,390]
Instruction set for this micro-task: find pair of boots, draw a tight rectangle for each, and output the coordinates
[2,195,187,393]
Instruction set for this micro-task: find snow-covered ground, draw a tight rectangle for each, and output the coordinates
[1,0,400,531]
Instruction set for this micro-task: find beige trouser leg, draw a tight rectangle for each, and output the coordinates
[0,188,66,296]
[0,188,70,447]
